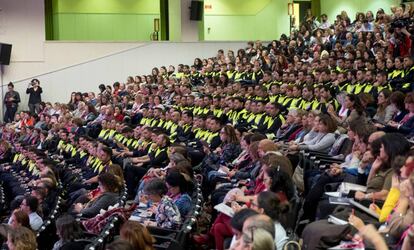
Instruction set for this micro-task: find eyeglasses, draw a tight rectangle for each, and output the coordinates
[242,226,257,245]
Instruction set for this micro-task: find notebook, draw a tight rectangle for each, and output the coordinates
[348,199,379,219]
[338,182,367,194]
[214,203,234,217]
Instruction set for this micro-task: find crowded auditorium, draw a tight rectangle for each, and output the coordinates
[0,0,414,249]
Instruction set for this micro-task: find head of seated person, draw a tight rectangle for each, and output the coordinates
[165,170,193,216]
[261,153,293,177]
[99,172,121,194]
[240,214,275,249]
[106,164,124,188]
[9,209,30,230]
[318,114,337,134]
[16,196,43,231]
[258,139,278,158]
[120,221,155,250]
[264,166,295,201]
[7,227,37,250]
[55,214,84,246]
[230,208,259,245]
[235,228,275,250]
[143,178,181,228]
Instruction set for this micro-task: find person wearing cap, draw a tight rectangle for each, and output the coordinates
[26,79,43,115]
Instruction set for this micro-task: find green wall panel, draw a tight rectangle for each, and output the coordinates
[204,0,290,41]
[320,0,400,21]
[53,0,159,14]
[168,0,181,42]
[52,0,160,41]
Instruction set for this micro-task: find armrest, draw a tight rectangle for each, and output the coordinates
[147,226,179,237]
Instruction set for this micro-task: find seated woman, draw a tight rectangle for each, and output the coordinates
[69,164,124,205]
[275,109,302,141]
[383,92,414,135]
[120,221,155,250]
[375,91,407,129]
[73,173,120,218]
[141,178,181,229]
[0,209,30,242]
[289,114,337,153]
[165,171,192,218]
[203,125,242,179]
[52,215,84,250]
[372,89,396,125]
[0,140,12,164]
[328,94,366,130]
[6,227,37,250]
[254,191,289,250]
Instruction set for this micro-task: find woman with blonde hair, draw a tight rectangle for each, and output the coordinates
[120,220,155,250]
[6,227,37,250]
[233,228,275,250]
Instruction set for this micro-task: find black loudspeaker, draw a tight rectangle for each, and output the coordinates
[190,1,203,21]
[0,43,12,65]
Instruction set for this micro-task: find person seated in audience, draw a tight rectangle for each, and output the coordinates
[232,228,275,250]
[0,209,31,241]
[372,89,396,125]
[227,209,259,249]
[17,195,43,231]
[73,172,120,218]
[327,94,366,130]
[276,109,302,141]
[288,113,337,153]
[1,5,414,249]
[238,214,276,250]
[203,125,242,180]
[52,215,84,250]
[6,227,37,250]
[165,170,192,218]
[384,92,414,135]
[120,221,155,250]
[140,178,181,229]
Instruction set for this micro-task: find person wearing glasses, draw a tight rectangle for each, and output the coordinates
[18,195,43,231]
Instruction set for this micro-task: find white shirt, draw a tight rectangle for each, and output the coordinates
[275,222,288,250]
[29,212,43,231]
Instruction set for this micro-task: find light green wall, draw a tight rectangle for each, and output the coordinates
[203,0,290,41]
[320,0,400,21]
[52,0,160,41]
[168,0,181,41]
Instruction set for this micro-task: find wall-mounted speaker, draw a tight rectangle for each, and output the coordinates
[190,1,203,21]
[0,43,12,65]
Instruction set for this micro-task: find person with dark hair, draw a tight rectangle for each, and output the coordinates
[4,82,21,123]
[227,209,259,249]
[165,171,192,217]
[52,215,84,250]
[383,92,414,135]
[26,78,43,115]
[328,94,366,129]
[290,114,337,153]
[140,178,181,229]
[73,173,120,218]
[255,191,289,250]
[388,91,408,123]
[19,195,43,231]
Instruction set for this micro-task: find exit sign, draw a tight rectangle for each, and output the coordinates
[205,4,212,9]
